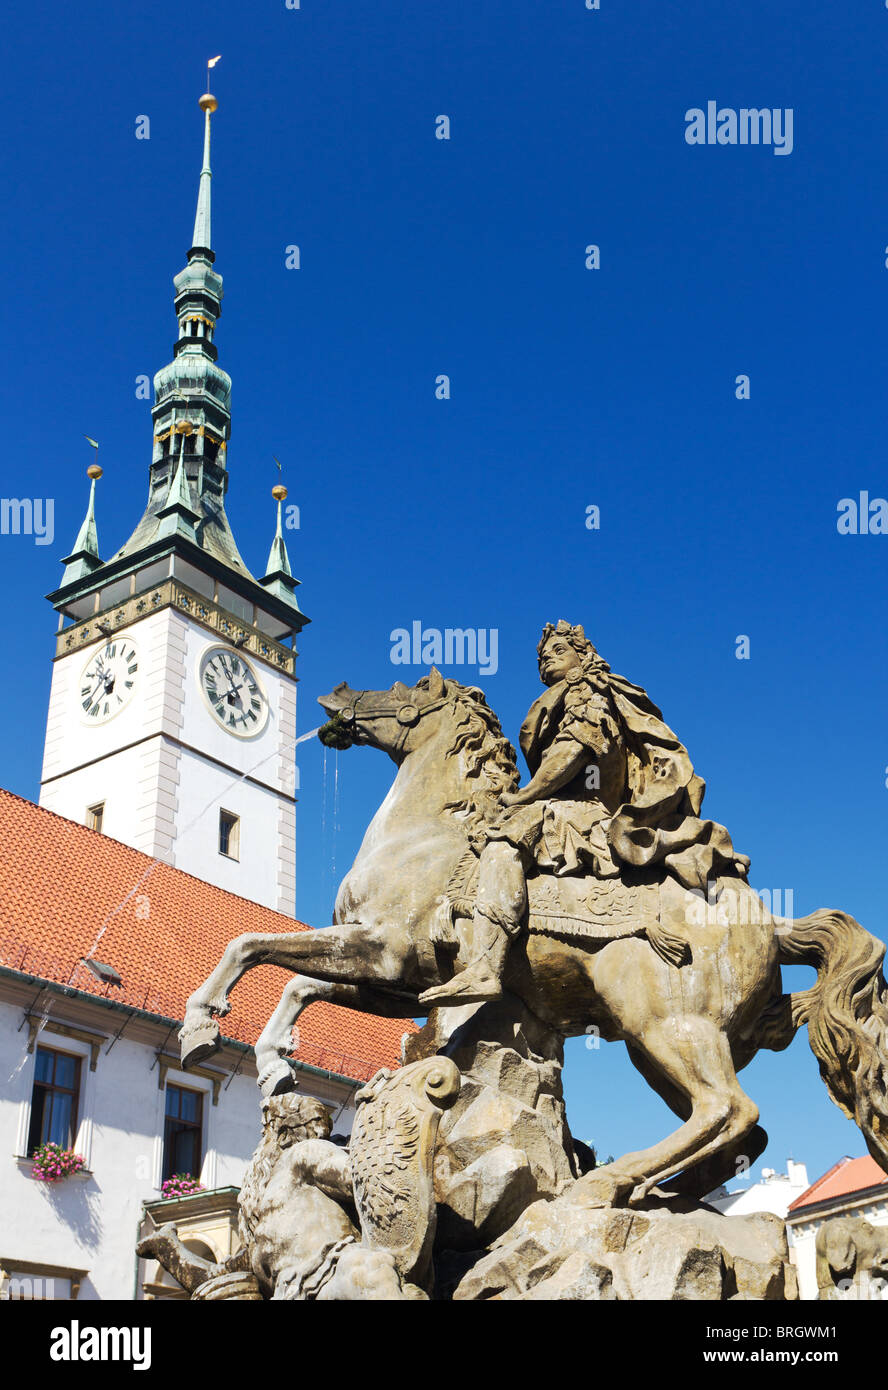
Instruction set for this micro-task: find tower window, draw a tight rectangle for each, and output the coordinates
[87,803,104,834]
[218,810,240,860]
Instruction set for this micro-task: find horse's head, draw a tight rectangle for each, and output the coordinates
[317,668,452,760]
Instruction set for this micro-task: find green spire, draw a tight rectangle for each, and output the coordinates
[61,466,103,584]
[260,487,305,614]
[112,89,246,574]
[47,78,308,641]
[191,95,216,254]
[265,496,292,577]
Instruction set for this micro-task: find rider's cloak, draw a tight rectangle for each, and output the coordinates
[517,668,748,891]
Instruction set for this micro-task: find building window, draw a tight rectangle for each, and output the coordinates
[218,810,240,860]
[86,802,104,833]
[163,1085,203,1182]
[27,1047,81,1155]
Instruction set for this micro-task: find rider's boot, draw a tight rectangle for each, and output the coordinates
[418,905,514,1006]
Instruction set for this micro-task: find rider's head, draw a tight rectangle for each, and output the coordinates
[537,620,609,687]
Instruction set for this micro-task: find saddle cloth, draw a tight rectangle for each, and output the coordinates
[525,871,660,944]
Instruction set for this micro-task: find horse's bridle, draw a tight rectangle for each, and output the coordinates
[336,689,452,753]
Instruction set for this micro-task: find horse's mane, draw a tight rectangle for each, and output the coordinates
[417,675,519,826]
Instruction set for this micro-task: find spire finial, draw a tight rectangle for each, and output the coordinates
[261,479,305,617]
[192,58,221,255]
[60,447,103,584]
[266,483,292,576]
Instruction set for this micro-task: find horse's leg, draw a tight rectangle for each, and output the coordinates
[576,1018,760,1207]
[664,1125,769,1200]
[255,976,417,1098]
[181,921,419,1069]
[624,1042,769,1199]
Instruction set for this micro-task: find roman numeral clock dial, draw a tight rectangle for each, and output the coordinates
[78,640,139,723]
[199,647,268,737]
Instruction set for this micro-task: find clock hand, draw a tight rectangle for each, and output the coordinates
[217,655,238,690]
[87,670,107,702]
[217,658,246,704]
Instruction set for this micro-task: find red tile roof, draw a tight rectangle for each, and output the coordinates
[0,788,413,1083]
[788,1155,888,1213]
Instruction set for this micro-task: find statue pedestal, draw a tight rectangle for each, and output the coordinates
[407,995,578,1250]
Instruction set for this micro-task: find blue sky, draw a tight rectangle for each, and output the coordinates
[1,0,885,1188]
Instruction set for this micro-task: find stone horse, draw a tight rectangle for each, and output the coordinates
[180,671,888,1206]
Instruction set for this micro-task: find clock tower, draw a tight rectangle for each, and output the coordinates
[40,88,308,915]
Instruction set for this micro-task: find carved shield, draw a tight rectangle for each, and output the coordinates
[350,1056,460,1291]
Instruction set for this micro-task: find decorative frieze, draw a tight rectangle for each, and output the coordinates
[56,579,295,675]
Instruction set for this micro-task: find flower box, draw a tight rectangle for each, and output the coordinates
[30,1143,87,1183]
[160,1173,205,1200]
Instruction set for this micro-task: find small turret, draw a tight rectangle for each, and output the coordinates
[260,485,306,617]
[60,461,103,586]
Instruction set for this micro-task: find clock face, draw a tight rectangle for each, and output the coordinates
[199,647,268,737]
[79,638,139,723]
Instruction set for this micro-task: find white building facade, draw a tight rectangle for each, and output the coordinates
[0,971,357,1301]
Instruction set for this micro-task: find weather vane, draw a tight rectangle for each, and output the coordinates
[84,435,102,479]
[272,457,286,501]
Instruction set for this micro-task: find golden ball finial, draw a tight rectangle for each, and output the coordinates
[87,464,103,481]
[199,93,218,114]
[272,484,288,502]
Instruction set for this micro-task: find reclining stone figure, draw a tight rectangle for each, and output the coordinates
[137,1093,424,1300]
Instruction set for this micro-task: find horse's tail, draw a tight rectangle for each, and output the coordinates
[758,910,888,1172]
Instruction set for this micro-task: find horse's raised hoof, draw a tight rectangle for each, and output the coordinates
[571,1165,634,1210]
[179,1018,222,1070]
[257,1058,298,1098]
[628,1181,670,1208]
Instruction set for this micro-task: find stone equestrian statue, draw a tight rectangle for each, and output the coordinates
[421,619,748,1005]
[180,620,888,1210]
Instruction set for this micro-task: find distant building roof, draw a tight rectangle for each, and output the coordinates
[0,788,411,1083]
[787,1155,888,1215]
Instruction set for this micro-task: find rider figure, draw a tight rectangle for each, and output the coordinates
[420,620,748,1007]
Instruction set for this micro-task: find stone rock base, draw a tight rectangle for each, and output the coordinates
[453,1186,798,1301]
[405,995,577,1248]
